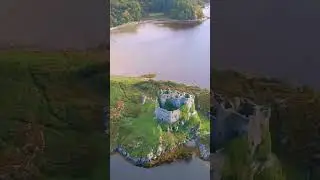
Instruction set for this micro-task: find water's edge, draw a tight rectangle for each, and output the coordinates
[111,126,210,168]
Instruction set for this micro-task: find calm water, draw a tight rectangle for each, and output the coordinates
[111,7,210,89]
[110,155,210,180]
[110,7,210,180]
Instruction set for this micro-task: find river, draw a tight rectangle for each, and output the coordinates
[110,6,210,180]
[110,6,210,89]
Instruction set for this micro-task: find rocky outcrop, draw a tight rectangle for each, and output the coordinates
[198,143,210,160]
[113,146,152,167]
[114,123,210,168]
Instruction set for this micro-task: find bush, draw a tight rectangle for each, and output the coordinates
[140,73,156,79]
[180,105,189,120]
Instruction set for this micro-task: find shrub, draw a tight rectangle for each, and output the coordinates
[180,105,189,120]
[140,73,156,79]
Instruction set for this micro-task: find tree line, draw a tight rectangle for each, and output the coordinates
[110,0,207,27]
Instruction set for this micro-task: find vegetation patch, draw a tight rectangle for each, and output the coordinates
[111,76,210,165]
[110,0,207,27]
[118,100,161,157]
[0,51,108,180]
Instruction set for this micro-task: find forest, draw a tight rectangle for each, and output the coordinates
[110,0,207,27]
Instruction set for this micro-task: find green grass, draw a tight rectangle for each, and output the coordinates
[222,136,252,180]
[0,51,108,180]
[110,75,210,158]
[118,100,161,157]
[199,115,210,147]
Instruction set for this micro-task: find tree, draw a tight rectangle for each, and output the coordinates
[110,0,205,27]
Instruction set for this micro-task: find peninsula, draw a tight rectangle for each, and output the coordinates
[110,76,210,167]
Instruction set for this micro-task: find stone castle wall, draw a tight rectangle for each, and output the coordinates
[156,89,195,123]
[212,93,270,152]
[155,107,180,123]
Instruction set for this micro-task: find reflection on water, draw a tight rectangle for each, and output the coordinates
[110,155,210,180]
[110,7,210,88]
[110,6,210,180]
[155,22,201,30]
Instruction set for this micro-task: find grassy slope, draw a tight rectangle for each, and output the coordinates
[110,76,210,158]
[0,51,108,180]
[118,100,161,157]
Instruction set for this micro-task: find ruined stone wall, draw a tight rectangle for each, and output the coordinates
[212,94,271,151]
[247,105,270,153]
[155,108,170,122]
[155,107,180,123]
[0,0,108,50]
[169,109,180,123]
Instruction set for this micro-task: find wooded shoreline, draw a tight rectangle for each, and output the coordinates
[110,17,209,31]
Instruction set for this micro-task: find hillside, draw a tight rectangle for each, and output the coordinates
[0,51,108,180]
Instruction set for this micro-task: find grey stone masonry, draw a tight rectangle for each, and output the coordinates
[155,89,195,123]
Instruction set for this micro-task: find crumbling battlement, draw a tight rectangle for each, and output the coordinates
[155,89,195,123]
[212,92,271,153]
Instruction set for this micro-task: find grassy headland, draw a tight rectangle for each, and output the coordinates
[0,51,108,180]
[110,76,210,166]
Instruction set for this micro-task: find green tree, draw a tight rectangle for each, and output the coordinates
[110,0,205,27]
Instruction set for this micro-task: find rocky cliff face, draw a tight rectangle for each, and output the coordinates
[0,0,108,50]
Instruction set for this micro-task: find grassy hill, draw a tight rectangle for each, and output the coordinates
[0,51,108,180]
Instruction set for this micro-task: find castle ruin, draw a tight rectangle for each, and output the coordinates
[211,92,271,153]
[155,89,195,123]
